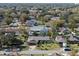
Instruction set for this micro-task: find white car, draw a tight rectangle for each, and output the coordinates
[3,49,12,55]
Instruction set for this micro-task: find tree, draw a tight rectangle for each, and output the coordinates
[47,30,53,38]
[68,19,76,31]
[17,24,28,42]
[4,33,15,46]
[51,19,65,28]
[0,31,5,49]
[49,19,64,39]
[20,13,28,24]
[37,16,45,25]
[0,31,25,48]
[68,14,79,31]
[70,44,79,56]
[21,8,29,14]
[4,9,13,25]
[4,16,13,25]
[3,32,24,46]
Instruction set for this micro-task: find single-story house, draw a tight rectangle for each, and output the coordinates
[1,27,20,36]
[29,9,38,16]
[10,22,19,27]
[26,19,37,27]
[51,17,60,21]
[12,18,19,23]
[75,27,79,32]
[28,26,48,36]
[29,16,35,19]
[10,18,19,27]
[68,34,79,43]
[44,15,52,21]
[55,36,65,43]
[55,35,66,47]
[27,36,50,45]
[59,27,67,32]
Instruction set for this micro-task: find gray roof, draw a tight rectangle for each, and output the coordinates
[68,35,79,41]
[75,27,79,31]
[27,36,50,43]
[55,36,65,42]
[29,26,48,32]
[51,17,60,20]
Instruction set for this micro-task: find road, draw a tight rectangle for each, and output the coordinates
[0,48,64,56]
[18,48,63,56]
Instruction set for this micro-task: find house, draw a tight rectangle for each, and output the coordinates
[12,18,19,23]
[1,27,20,36]
[44,15,52,21]
[55,35,66,47]
[51,17,60,21]
[10,22,19,27]
[75,27,79,32]
[59,27,67,32]
[29,9,38,16]
[55,36,65,43]
[28,25,48,36]
[10,18,19,27]
[10,12,17,18]
[27,36,50,45]
[26,19,37,27]
[29,16,35,19]
[68,34,79,43]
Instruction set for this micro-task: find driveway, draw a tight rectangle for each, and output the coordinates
[29,45,36,50]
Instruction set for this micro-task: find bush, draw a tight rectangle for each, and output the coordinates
[37,43,60,50]
[70,44,79,56]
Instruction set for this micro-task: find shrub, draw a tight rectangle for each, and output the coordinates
[37,43,60,50]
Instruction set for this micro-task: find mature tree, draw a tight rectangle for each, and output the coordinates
[4,9,13,25]
[47,30,53,38]
[51,19,65,28]
[20,13,28,24]
[4,33,15,46]
[17,24,28,42]
[4,16,13,25]
[68,14,79,31]
[3,32,24,46]
[38,16,45,25]
[49,19,65,39]
[68,14,79,23]
[0,31,5,49]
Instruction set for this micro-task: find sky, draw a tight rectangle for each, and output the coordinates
[0,0,78,3]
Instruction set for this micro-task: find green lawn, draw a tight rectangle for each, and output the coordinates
[37,43,60,50]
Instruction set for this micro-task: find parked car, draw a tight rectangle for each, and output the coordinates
[3,49,12,55]
[64,47,71,51]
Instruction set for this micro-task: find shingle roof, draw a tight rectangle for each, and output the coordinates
[68,35,79,41]
[29,26,48,32]
[27,36,50,43]
[55,36,65,42]
[1,27,19,32]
